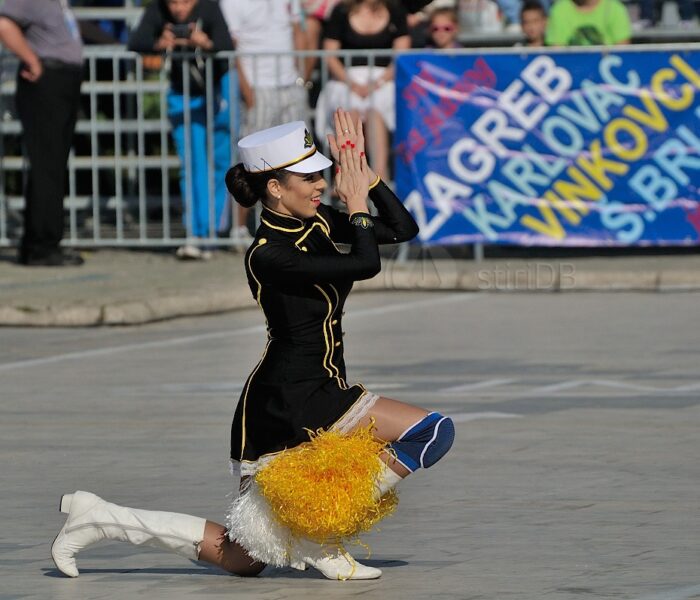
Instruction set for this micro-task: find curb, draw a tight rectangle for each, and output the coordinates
[356,262,700,294]
[2,259,700,327]
[0,289,256,327]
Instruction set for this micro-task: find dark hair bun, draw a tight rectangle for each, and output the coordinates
[226,163,259,208]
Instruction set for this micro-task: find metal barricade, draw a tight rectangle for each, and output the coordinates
[0,47,398,249]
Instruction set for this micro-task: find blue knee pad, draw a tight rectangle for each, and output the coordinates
[389,412,455,473]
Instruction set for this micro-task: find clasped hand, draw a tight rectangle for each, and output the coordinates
[333,115,369,215]
[327,108,377,189]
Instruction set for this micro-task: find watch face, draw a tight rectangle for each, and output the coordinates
[351,214,372,229]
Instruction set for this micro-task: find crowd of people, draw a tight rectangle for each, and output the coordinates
[1,0,698,266]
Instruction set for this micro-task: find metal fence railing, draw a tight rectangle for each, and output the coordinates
[0,47,400,248]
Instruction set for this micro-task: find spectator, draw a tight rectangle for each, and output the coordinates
[426,6,462,48]
[319,0,411,181]
[72,0,143,45]
[546,0,631,45]
[458,0,507,33]
[495,0,523,30]
[219,0,308,243]
[220,1,307,135]
[518,0,547,45]
[461,0,551,32]
[128,0,234,260]
[635,0,697,29]
[0,0,85,266]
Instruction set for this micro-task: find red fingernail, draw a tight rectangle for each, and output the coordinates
[336,167,340,173]
[350,143,356,148]
[360,151,365,157]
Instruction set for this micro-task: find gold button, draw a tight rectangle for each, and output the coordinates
[335,341,341,347]
[331,319,338,325]
[258,238,267,245]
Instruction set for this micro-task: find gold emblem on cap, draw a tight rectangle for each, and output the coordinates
[303,129,313,149]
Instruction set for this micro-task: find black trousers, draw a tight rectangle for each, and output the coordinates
[16,65,82,259]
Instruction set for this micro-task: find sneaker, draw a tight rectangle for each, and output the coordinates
[175,244,211,261]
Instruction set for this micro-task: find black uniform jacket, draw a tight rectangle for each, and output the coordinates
[230,180,419,466]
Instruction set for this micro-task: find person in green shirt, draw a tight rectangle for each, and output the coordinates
[545,0,632,46]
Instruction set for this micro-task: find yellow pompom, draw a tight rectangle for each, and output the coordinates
[255,425,398,544]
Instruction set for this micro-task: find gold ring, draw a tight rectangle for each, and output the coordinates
[343,129,350,133]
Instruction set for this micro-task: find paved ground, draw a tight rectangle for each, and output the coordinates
[2,291,700,600]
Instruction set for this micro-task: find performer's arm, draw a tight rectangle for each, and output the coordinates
[318,179,419,245]
[250,215,381,284]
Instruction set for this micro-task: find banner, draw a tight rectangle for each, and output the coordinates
[395,49,700,246]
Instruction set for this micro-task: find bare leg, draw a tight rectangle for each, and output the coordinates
[366,109,389,181]
[352,396,429,477]
[198,521,266,576]
[348,110,363,136]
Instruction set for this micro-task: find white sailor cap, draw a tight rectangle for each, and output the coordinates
[238,121,332,174]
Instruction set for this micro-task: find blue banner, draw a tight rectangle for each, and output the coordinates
[395,49,700,246]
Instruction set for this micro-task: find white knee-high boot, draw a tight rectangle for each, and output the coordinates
[51,490,207,578]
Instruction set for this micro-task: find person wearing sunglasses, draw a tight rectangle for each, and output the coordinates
[427,7,462,49]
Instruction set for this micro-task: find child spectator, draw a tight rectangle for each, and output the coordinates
[403,0,455,47]
[427,6,463,48]
[519,0,547,45]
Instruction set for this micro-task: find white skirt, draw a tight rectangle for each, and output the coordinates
[315,66,396,139]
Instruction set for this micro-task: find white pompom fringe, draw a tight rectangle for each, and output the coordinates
[225,479,294,567]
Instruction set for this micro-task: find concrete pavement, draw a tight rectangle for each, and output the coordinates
[1,247,700,326]
[1,291,699,599]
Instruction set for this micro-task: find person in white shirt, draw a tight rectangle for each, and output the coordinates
[219,0,309,239]
[220,0,308,136]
